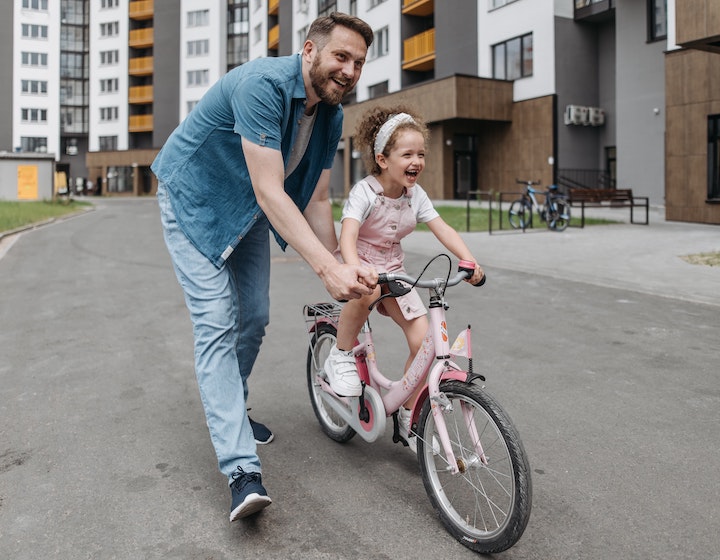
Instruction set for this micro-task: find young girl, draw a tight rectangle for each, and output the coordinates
[324,106,485,451]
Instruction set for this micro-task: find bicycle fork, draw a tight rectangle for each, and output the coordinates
[423,304,488,474]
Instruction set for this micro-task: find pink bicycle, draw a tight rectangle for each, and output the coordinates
[304,256,532,554]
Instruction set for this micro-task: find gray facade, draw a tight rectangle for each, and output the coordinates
[434,0,479,80]
[0,154,56,201]
[615,1,666,204]
[152,0,181,149]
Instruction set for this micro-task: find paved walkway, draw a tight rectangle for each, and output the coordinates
[405,204,720,307]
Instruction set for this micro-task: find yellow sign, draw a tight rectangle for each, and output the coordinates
[18,165,39,200]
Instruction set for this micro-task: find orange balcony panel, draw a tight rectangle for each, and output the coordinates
[129,28,154,48]
[129,0,153,20]
[402,28,435,71]
[128,56,153,76]
[129,114,153,132]
[129,85,154,104]
[268,0,279,15]
[268,24,279,50]
[402,0,434,17]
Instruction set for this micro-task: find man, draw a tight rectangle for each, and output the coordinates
[151,13,376,522]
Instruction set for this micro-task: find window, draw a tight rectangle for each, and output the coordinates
[492,33,533,80]
[100,50,119,65]
[100,22,119,37]
[369,26,388,60]
[21,80,48,95]
[368,80,388,99]
[253,23,262,44]
[21,108,48,123]
[227,35,249,69]
[22,0,48,10]
[100,107,119,121]
[100,78,119,93]
[187,100,199,112]
[648,0,667,42]
[491,0,519,8]
[21,136,47,152]
[187,69,209,86]
[708,115,720,201]
[369,0,386,8]
[21,24,48,39]
[318,0,336,18]
[101,0,119,7]
[187,39,210,57]
[187,10,209,27]
[99,135,118,151]
[22,52,48,67]
[228,1,249,35]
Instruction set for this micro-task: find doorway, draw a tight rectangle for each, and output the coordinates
[453,135,477,199]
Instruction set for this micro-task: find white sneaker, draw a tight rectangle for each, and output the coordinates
[324,345,362,397]
[398,407,439,454]
[398,407,418,453]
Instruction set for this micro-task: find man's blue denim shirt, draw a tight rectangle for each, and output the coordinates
[151,53,343,268]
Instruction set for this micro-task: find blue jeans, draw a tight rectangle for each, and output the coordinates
[157,183,270,482]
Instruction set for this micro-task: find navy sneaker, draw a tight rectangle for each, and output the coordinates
[229,467,272,522]
[249,417,274,445]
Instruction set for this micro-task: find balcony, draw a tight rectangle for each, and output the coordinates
[402,28,435,71]
[129,0,153,20]
[268,24,279,50]
[129,56,153,76]
[129,28,154,48]
[129,114,153,132]
[129,85,153,104]
[574,0,615,23]
[268,0,279,16]
[402,0,434,17]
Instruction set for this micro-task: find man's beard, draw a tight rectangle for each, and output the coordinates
[309,55,351,106]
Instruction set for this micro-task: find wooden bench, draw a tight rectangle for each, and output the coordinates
[567,188,649,226]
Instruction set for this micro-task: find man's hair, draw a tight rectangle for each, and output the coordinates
[307,12,374,50]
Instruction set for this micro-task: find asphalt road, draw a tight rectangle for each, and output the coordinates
[1,198,718,559]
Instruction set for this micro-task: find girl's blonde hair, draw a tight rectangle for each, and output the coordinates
[354,106,429,176]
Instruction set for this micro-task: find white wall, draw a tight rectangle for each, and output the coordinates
[179,0,225,122]
[478,0,556,101]
[14,0,59,157]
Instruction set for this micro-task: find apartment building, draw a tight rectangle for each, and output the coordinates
[1,1,717,224]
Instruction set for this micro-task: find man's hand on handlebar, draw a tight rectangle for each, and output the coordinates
[322,262,378,301]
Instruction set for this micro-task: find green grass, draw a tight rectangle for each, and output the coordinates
[331,202,614,232]
[0,199,92,233]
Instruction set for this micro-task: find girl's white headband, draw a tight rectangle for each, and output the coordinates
[373,113,416,155]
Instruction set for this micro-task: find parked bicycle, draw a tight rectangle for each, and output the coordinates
[304,255,532,554]
[508,179,571,231]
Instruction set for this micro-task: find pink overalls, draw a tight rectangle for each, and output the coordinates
[336,175,426,320]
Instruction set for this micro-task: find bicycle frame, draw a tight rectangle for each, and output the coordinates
[306,283,487,475]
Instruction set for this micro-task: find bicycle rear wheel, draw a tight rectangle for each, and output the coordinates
[306,324,356,443]
[508,200,532,229]
[546,197,571,231]
[417,380,532,553]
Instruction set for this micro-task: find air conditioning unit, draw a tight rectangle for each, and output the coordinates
[564,105,589,126]
[588,107,605,126]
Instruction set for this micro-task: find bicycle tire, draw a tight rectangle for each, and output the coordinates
[508,200,532,229]
[417,380,532,553]
[546,197,571,232]
[306,323,356,443]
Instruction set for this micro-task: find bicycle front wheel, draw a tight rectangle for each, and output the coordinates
[417,380,532,553]
[306,323,356,443]
[508,200,532,229]
[546,197,571,231]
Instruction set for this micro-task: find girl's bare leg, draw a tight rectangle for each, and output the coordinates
[336,286,380,351]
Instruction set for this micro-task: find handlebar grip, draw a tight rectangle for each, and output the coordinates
[458,260,486,287]
[378,273,389,284]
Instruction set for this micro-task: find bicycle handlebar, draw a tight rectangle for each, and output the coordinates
[378,264,486,289]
